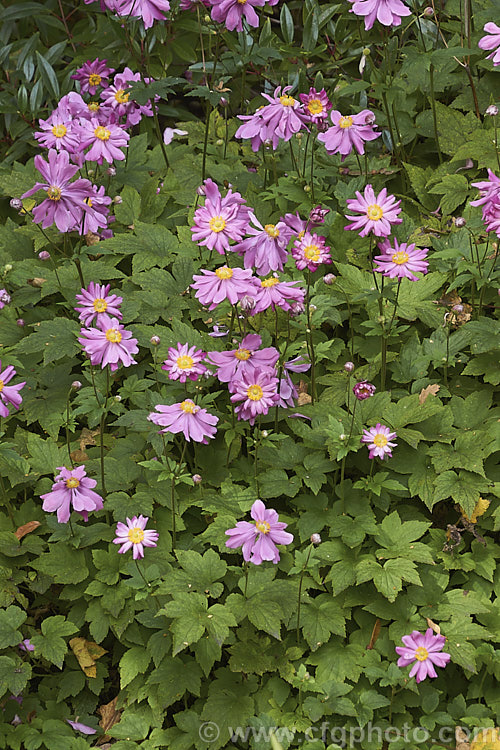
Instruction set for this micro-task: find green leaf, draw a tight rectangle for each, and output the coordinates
[30,615,78,669]
[303,9,319,50]
[200,674,255,750]
[114,185,141,225]
[16,317,80,365]
[35,51,59,99]
[120,646,151,688]
[31,543,89,584]
[27,433,66,476]
[160,593,208,655]
[0,656,31,698]
[144,656,202,708]
[433,470,488,518]
[0,606,26,648]
[300,595,346,650]
[280,4,294,44]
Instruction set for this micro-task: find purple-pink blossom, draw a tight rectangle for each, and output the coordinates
[100,68,154,128]
[207,333,279,383]
[235,86,309,151]
[471,169,500,234]
[349,0,411,30]
[0,362,25,418]
[79,118,129,164]
[79,185,113,235]
[252,275,306,314]
[318,109,380,160]
[148,400,219,443]
[19,639,35,652]
[162,343,207,382]
[75,282,123,325]
[373,240,429,281]
[299,87,332,123]
[345,184,402,238]
[229,368,280,425]
[292,231,332,272]
[353,381,376,400]
[113,516,159,559]
[234,214,293,275]
[361,423,397,459]
[191,179,251,255]
[22,149,93,233]
[225,499,293,564]
[71,59,115,95]
[395,629,450,683]
[34,112,80,153]
[41,465,104,524]
[211,0,265,31]
[478,23,500,66]
[78,315,138,371]
[111,0,170,28]
[191,266,255,310]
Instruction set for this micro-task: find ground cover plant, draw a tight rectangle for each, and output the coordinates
[0,0,499,748]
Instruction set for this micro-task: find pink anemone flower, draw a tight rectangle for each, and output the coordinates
[75,282,123,325]
[318,109,380,160]
[225,499,293,565]
[191,266,255,310]
[478,23,500,65]
[349,0,411,30]
[71,59,115,95]
[361,423,397,459]
[234,214,293,275]
[78,315,138,371]
[235,86,309,151]
[41,465,104,523]
[345,184,402,238]
[373,240,429,281]
[395,629,451,683]
[113,516,159,559]
[148,400,219,443]
[229,368,280,425]
[207,333,279,383]
[211,0,265,31]
[0,362,25,418]
[191,179,251,255]
[162,343,207,382]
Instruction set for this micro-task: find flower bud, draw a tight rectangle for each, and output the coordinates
[454,217,466,228]
[38,251,50,261]
[240,294,256,313]
[423,5,433,15]
[486,104,499,117]
[216,139,224,146]
[203,369,214,379]
[71,380,82,390]
[261,430,269,438]
[16,318,25,327]
[113,195,122,204]
[289,301,305,317]
[107,166,117,176]
[150,335,161,346]
[10,198,23,211]
[3,264,12,273]
[304,185,311,193]
[362,47,371,56]
[114,395,122,402]
[220,97,228,107]
[309,205,330,224]
[344,361,355,373]
[365,112,376,125]
[0,291,11,305]
[192,473,202,484]
[323,273,336,285]
[196,185,205,196]
[353,380,376,400]
[309,304,317,312]
[452,304,464,313]
[310,533,321,545]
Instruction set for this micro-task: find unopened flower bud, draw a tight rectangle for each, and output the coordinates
[114,395,122,402]
[203,369,214,379]
[216,139,224,146]
[353,380,376,400]
[362,47,371,56]
[71,381,82,391]
[261,430,269,438]
[0,291,11,305]
[452,304,464,313]
[240,294,256,313]
[309,304,317,313]
[192,473,202,484]
[38,251,50,261]
[107,166,117,176]
[220,97,228,107]
[323,273,336,285]
[309,205,330,224]
[339,166,350,175]
[150,335,161,346]
[289,301,305,317]
[486,104,499,117]
[310,533,321,545]
[344,361,355,373]
[304,185,311,193]
[365,112,376,125]
[423,6,433,15]
[113,195,122,204]
[339,433,346,440]
[4,264,12,273]
[454,217,466,228]
[196,185,205,196]
[16,318,25,327]
[10,198,23,211]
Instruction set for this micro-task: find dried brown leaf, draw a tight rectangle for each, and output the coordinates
[27,278,46,287]
[98,696,122,736]
[425,617,441,635]
[14,521,41,540]
[79,428,100,452]
[455,726,469,750]
[70,449,89,463]
[419,384,440,404]
[366,619,381,650]
[69,637,107,678]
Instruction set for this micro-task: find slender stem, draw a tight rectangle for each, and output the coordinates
[65,391,74,467]
[170,441,188,551]
[243,562,249,598]
[201,103,211,182]
[306,271,316,404]
[429,64,442,163]
[296,544,314,643]
[135,559,151,588]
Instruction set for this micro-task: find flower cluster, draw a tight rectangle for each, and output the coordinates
[85,0,171,29]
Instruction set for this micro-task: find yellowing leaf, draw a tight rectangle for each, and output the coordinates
[419,384,440,404]
[461,497,490,524]
[69,637,107,678]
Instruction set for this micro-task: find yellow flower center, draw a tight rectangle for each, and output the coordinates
[392,251,409,265]
[105,328,122,343]
[85,197,93,207]
[247,384,263,401]
[94,126,111,141]
[415,646,429,662]
[304,244,320,262]
[176,355,194,369]
[0,380,3,392]
[373,434,388,448]
[88,102,100,112]
[280,95,296,106]
[114,89,130,104]
[88,73,102,86]
[93,298,107,312]
[209,216,226,233]
[366,204,383,221]
[47,186,62,201]
[128,527,145,544]
[215,266,233,280]
[237,0,246,4]
[264,224,279,238]
[339,115,353,129]
[261,277,280,288]
[234,348,251,361]
[255,520,270,534]
[51,124,67,138]
[307,99,324,115]
[66,477,80,489]
[180,399,199,414]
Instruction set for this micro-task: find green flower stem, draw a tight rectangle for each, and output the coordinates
[243,562,249,598]
[170,440,188,551]
[305,271,316,404]
[340,397,358,514]
[309,135,315,202]
[135,558,151,589]
[296,543,314,644]
[65,389,74,468]
[380,278,401,392]
[99,368,110,500]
